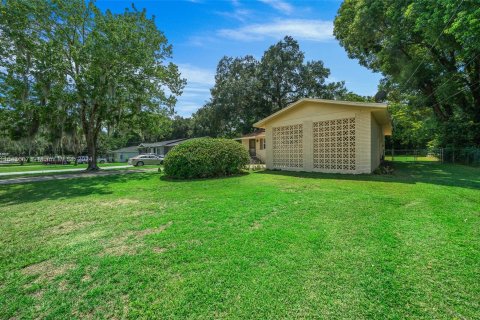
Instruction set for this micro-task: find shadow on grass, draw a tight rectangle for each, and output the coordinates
[159,171,250,182]
[0,173,153,206]
[258,162,480,190]
[1,163,478,207]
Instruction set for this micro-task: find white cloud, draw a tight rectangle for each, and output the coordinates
[215,8,252,22]
[178,64,215,86]
[175,102,204,117]
[175,64,215,116]
[185,35,217,47]
[218,19,333,42]
[259,0,293,14]
[215,0,252,22]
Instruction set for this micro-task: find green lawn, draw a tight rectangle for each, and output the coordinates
[0,162,129,173]
[384,155,440,162]
[0,162,479,319]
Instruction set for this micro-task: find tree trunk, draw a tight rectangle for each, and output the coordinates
[86,132,99,171]
[81,100,101,171]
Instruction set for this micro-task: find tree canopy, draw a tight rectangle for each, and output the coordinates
[334,0,480,147]
[193,36,364,137]
[0,0,185,168]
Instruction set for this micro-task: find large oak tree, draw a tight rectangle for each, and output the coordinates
[194,36,350,137]
[334,0,480,146]
[0,0,185,169]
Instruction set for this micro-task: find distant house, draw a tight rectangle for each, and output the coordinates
[138,138,190,156]
[246,98,392,174]
[111,146,139,163]
[235,129,266,163]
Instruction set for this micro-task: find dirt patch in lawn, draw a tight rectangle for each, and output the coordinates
[99,235,138,257]
[152,247,168,254]
[81,274,92,282]
[251,221,262,230]
[73,294,129,319]
[22,260,75,283]
[81,265,98,283]
[99,198,140,208]
[46,221,94,236]
[249,210,279,231]
[31,289,45,299]
[404,200,423,208]
[135,221,173,237]
[99,221,173,257]
[58,280,69,291]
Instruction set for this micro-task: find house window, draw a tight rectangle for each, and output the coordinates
[259,138,266,150]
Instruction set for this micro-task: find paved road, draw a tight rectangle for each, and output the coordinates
[0,165,133,177]
[0,168,157,185]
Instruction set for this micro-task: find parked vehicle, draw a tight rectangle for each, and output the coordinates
[0,157,25,165]
[128,154,164,166]
[76,156,107,164]
[43,157,71,165]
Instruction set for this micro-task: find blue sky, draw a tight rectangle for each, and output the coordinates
[96,0,382,117]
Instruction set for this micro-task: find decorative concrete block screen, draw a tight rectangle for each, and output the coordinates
[272,124,303,168]
[313,118,356,171]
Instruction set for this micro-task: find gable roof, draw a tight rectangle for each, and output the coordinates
[112,146,139,153]
[138,138,189,148]
[235,129,266,140]
[253,98,389,129]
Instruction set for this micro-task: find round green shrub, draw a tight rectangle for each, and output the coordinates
[163,138,250,179]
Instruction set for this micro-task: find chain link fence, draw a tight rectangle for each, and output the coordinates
[385,148,480,166]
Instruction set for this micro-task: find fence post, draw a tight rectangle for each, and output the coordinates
[392,148,394,161]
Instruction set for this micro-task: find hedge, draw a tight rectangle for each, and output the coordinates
[163,138,250,179]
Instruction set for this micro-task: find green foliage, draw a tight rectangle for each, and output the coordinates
[257,36,345,111]
[388,102,436,149]
[190,102,219,137]
[334,0,480,146]
[165,116,194,140]
[163,138,249,179]
[0,0,185,168]
[192,36,361,137]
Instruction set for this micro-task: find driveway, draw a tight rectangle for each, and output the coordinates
[0,168,157,185]
[0,165,133,177]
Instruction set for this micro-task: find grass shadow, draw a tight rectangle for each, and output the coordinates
[159,171,250,183]
[258,162,480,190]
[0,172,154,206]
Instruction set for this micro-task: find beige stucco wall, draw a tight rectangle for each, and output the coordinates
[256,148,266,162]
[370,115,385,172]
[241,139,249,150]
[262,101,382,174]
[239,137,266,163]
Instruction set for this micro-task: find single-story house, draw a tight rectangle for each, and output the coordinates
[138,138,190,156]
[111,146,139,162]
[249,98,391,174]
[235,130,266,163]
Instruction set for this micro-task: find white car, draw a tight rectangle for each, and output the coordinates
[76,156,107,164]
[128,154,164,166]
